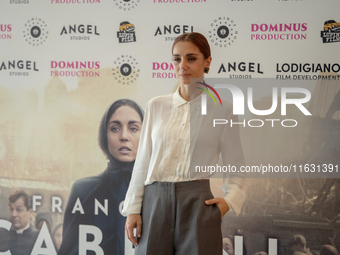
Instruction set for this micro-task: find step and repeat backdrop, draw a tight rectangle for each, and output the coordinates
[0,0,340,255]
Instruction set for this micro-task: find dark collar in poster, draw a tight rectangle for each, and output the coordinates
[7,225,38,255]
[72,159,133,205]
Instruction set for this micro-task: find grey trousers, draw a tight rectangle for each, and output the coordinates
[135,180,222,255]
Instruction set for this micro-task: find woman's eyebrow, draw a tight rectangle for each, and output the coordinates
[108,120,141,125]
[108,120,121,125]
[129,120,142,125]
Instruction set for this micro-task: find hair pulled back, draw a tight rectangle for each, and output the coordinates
[172,32,211,59]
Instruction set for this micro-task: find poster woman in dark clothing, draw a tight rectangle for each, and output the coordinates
[59,99,144,255]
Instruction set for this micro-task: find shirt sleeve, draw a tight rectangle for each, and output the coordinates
[122,100,153,216]
[220,111,246,216]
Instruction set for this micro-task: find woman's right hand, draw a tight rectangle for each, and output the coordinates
[125,214,142,246]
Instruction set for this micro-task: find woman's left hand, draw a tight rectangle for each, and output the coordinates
[205,197,230,218]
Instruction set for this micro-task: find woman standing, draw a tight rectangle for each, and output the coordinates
[123,32,246,255]
[59,99,143,255]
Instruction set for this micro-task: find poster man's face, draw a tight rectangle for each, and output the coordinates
[9,197,32,231]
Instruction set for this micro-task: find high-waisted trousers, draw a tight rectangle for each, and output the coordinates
[135,179,222,255]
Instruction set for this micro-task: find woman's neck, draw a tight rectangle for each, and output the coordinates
[179,81,205,101]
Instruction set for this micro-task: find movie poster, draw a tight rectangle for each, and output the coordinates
[0,0,339,255]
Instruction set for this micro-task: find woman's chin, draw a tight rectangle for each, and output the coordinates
[179,78,203,86]
[116,154,135,163]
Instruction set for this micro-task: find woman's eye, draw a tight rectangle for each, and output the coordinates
[173,57,180,62]
[188,57,196,62]
[130,127,139,132]
[110,127,119,132]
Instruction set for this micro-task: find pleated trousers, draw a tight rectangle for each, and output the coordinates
[135,179,222,255]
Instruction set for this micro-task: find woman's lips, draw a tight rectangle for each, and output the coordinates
[119,146,131,154]
[180,73,191,78]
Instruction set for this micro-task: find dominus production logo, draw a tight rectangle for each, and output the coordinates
[320,19,340,43]
[112,55,139,85]
[0,24,12,40]
[208,17,238,48]
[23,18,48,46]
[113,0,140,11]
[117,21,136,43]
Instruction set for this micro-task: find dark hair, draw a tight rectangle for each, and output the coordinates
[35,212,53,231]
[172,32,211,59]
[9,190,32,210]
[289,235,306,247]
[98,99,144,161]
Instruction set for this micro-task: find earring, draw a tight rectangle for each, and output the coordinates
[204,67,210,74]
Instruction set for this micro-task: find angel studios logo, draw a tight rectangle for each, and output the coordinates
[112,55,139,85]
[208,16,238,48]
[10,0,29,4]
[113,0,140,11]
[23,18,48,46]
[0,60,39,76]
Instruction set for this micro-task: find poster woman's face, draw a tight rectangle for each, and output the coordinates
[172,41,211,86]
[107,105,142,162]
[53,226,63,250]
[223,237,234,255]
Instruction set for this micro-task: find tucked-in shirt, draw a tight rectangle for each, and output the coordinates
[122,88,246,216]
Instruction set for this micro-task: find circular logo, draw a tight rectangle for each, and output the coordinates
[217,25,229,39]
[113,0,140,11]
[30,26,41,38]
[113,55,139,85]
[120,63,132,76]
[208,17,238,48]
[23,18,48,46]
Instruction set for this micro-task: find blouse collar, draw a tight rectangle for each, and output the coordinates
[173,86,202,110]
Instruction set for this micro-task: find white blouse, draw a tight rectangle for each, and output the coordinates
[122,88,246,216]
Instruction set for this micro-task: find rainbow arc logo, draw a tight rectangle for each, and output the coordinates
[196,81,222,106]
